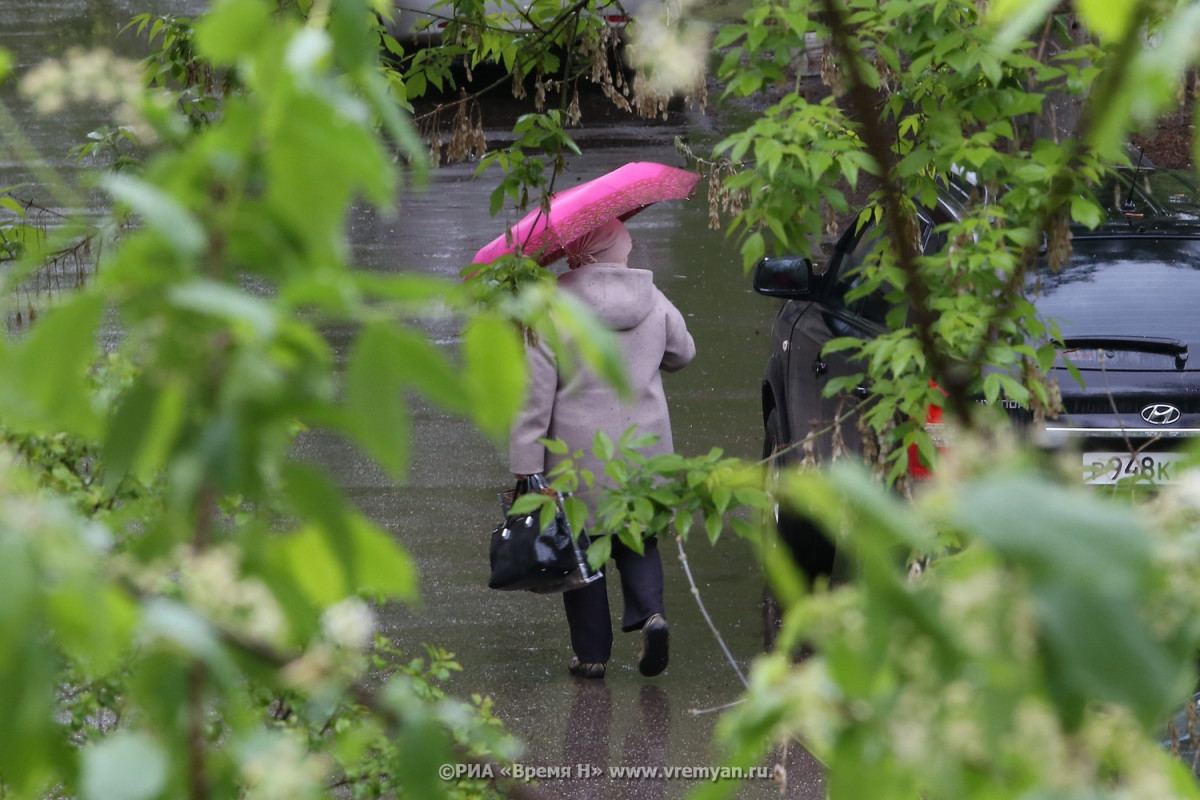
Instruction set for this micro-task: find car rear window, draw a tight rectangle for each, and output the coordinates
[1032,237,1200,342]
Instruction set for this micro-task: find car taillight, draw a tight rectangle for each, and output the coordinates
[907,383,947,480]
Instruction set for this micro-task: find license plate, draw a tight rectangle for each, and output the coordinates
[1083,451,1188,485]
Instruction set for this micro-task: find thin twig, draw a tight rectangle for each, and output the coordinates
[674,533,749,688]
[186,663,210,800]
[687,698,746,716]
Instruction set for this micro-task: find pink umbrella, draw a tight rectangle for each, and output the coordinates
[471,161,701,267]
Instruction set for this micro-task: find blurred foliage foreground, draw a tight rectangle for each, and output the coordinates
[4,0,1200,800]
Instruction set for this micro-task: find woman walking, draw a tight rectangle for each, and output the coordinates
[509,218,696,679]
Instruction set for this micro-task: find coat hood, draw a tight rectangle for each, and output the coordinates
[559,265,656,331]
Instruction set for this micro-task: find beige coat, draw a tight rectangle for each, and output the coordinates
[508,264,696,485]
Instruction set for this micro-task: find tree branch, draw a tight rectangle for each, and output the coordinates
[817,0,978,428]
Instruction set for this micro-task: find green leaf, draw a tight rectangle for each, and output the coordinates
[895,148,933,178]
[360,67,429,179]
[101,174,205,259]
[988,0,1057,55]
[1069,195,1103,229]
[956,477,1151,593]
[734,487,770,510]
[713,486,732,514]
[139,600,237,683]
[510,493,552,517]
[594,431,615,462]
[352,273,453,304]
[676,512,693,540]
[386,691,454,799]
[349,514,420,603]
[564,495,587,540]
[285,27,333,77]
[102,379,158,494]
[193,0,272,65]
[390,326,468,414]
[742,232,765,272]
[345,322,411,478]
[329,0,375,71]
[48,583,136,674]
[954,477,1188,724]
[463,314,525,443]
[170,281,278,337]
[0,538,61,795]
[270,513,418,607]
[80,732,168,800]
[283,463,358,585]
[586,534,612,570]
[135,381,186,484]
[0,293,103,440]
[705,511,724,543]
[265,91,393,241]
[1077,0,1137,40]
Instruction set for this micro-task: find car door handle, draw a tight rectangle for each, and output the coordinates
[852,385,870,399]
[812,359,827,376]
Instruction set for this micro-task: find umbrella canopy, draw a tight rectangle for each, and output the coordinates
[471,161,701,267]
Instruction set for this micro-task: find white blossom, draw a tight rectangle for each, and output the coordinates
[239,733,327,800]
[281,645,336,690]
[178,546,288,647]
[19,48,155,142]
[320,597,376,651]
[626,6,709,97]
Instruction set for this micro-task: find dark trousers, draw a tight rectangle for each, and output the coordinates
[563,536,664,663]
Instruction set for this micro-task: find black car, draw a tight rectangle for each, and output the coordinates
[753,169,1200,583]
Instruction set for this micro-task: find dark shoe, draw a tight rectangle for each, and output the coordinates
[568,657,606,679]
[638,613,669,677]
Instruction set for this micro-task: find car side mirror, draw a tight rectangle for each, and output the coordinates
[752,256,817,299]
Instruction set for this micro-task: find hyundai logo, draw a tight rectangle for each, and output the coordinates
[1141,403,1182,425]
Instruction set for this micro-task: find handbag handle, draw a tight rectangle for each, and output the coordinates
[514,472,553,496]
[512,473,567,513]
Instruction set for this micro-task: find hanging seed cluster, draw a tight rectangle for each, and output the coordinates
[417,17,706,165]
[421,94,487,167]
[705,161,746,230]
[446,97,487,164]
[800,421,819,472]
[822,200,840,239]
[830,398,848,462]
[566,87,582,127]
[1023,360,1063,426]
[857,414,898,484]
[820,40,845,96]
[631,71,671,120]
[583,26,632,114]
[510,69,528,102]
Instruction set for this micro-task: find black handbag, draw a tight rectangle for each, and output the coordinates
[488,474,600,594]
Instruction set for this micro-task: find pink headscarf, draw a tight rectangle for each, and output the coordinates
[565,218,633,269]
